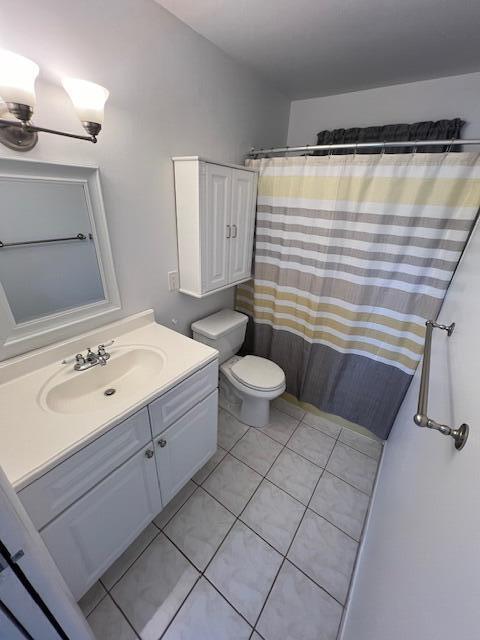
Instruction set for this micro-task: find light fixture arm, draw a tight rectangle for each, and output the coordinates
[0,118,98,143]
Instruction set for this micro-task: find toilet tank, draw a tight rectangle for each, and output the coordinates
[191,309,248,364]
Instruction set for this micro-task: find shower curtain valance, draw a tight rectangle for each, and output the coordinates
[314,118,465,155]
[236,152,480,439]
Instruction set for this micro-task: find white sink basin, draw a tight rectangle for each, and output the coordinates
[39,346,165,414]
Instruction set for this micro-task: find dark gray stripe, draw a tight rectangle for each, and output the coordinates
[256,248,450,290]
[256,263,444,318]
[256,234,457,272]
[257,219,465,252]
[251,323,411,440]
[257,204,474,231]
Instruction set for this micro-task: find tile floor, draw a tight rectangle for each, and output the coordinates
[79,398,383,640]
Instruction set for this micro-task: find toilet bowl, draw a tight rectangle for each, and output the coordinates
[191,309,286,427]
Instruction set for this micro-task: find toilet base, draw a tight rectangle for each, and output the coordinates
[219,368,285,428]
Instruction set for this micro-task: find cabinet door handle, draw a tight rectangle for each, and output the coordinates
[232,224,237,238]
[157,439,167,448]
[144,449,154,459]
[226,224,231,239]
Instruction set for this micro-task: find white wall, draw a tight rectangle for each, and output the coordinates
[340,161,480,637]
[288,72,480,145]
[0,0,289,346]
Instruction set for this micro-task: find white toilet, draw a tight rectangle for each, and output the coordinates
[192,309,286,427]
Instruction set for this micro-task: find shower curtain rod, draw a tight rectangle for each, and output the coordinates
[248,138,480,156]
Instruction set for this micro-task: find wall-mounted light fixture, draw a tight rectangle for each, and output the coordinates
[0,50,109,151]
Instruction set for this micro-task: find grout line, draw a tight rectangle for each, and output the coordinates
[336,435,383,461]
[100,526,161,593]
[106,593,142,639]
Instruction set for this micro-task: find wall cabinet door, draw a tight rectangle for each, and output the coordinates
[202,163,231,292]
[229,169,257,283]
[155,391,217,506]
[40,445,162,600]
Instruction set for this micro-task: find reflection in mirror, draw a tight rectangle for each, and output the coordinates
[0,179,105,323]
[0,158,120,360]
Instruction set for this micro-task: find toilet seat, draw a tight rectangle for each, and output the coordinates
[230,355,285,392]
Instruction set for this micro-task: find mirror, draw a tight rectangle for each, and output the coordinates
[0,158,120,359]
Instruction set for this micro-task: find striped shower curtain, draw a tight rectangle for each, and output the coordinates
[236,153,480,439]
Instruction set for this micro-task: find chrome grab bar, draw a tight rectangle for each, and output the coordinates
[413,320,469,451]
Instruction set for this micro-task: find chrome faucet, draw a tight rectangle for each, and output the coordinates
[71,341,114,371]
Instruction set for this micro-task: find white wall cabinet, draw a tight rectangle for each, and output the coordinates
[173,156,257,297]
[18,361,218,600]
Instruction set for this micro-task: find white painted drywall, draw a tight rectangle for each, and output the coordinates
[287,72,480,145]
[341,204,480,637]
[0,0,289,352]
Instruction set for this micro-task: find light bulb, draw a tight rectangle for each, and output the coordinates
[62,78,109,126]
[0,50,39,109]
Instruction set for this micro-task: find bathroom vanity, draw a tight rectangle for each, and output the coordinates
[0,311,218,600]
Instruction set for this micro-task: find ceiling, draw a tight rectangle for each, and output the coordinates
[156,0,480,100]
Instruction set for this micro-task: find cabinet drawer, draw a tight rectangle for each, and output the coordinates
[148,361,218,437]
[41,444,162,600]
[19,408,151,530]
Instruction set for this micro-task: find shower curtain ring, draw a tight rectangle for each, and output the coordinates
[304,144,310,157]
[447,137,455,153]
[412,140,418,155]
[353,143,358,158]
[381,141,386,156]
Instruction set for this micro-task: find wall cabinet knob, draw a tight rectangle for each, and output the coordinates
[157,439,167,448]
[144,449,154,459]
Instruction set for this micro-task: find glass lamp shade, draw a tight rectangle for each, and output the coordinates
[62,78,109,125]
[0,50,39,107]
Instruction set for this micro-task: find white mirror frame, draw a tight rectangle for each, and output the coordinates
[0,157,121,360]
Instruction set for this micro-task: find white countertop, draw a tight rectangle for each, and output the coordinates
[0,311,217,491]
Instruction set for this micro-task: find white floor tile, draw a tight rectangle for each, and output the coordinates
[164,487,235,570]
[240,480,305,554]
[78,581,106,617]
[193,447,227,484]
[272,397,306,421]
[302,413,342,439]
[111,532,199,640]
[218,408,249,450]
[87,594,137,640]
[288,510,357,604]
[257,408,300,445]
[203,454,262,515]
[339,427,383,460]
[101,523,158,590]
[206,521,282,625]
[287,424,335,467]
[153,480,196,529]
[309,471,369,541]
[231,428,283,475]
[257,561,342,640]
[267,448,322,505]
[163,577,251,640]
[326,443,377,495]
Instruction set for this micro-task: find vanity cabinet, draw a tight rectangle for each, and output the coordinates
[18,361,218,600]
[173,156,257,297]
[40,444,162,599]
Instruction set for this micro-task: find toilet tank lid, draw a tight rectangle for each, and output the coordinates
[191,309,248,339]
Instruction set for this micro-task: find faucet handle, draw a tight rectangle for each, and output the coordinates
[86,348,97,362]
[75,353,86,365]
[97,340,114,356]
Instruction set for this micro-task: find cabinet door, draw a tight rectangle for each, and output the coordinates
[229,169,257,283]
[202,163,231,292]
[155,391,218,506]
[41,445,162,600]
